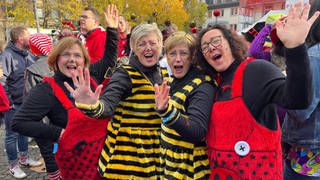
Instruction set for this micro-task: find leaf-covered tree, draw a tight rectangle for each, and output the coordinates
[184,0,208,30]
[0,0,35,26]
[0,0,208,31]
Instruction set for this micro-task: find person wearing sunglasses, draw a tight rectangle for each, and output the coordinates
[195,3,319,179]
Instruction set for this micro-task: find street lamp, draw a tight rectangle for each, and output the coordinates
[213,9,221,24]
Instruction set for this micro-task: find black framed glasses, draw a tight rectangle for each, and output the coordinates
[201,35,222,55]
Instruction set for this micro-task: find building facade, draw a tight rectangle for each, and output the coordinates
[205,0,285,31]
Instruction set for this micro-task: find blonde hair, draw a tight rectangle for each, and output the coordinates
[48,37,90,71]
[164,31,195,54]
[130,23,163,53]
[164,31,196,63]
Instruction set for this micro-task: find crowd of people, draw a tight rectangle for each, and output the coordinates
[0,1,319,180]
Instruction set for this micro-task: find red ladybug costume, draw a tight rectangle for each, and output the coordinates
[44,77,108,180]
[206,59,283,180]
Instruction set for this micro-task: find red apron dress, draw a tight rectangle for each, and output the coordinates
[44,77,109,180]
[206,59,283,180]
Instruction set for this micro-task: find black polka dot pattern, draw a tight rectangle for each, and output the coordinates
[55,138,105,179]
[208,150,281,179]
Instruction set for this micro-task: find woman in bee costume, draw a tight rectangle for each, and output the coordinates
[65,23,169,179]
[154,31,216,179]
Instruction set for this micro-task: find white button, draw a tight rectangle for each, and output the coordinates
[234,141,250,156]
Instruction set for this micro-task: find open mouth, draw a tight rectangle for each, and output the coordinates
[213,54,222,61]
[67,65,77,72]
[144,54,154,62]
[174,65,183,73]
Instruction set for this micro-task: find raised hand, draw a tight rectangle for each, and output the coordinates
[276,2,320,48]
[154,79,170,111]
[64,67,103,105]
[104,4,119,29]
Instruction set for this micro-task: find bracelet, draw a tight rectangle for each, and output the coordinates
[162,108,176,123]
[75,100,100,110]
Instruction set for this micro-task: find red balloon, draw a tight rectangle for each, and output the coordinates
[213,9,221,17]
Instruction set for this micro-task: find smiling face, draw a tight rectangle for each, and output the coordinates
[167,44,191,79]
[201,29,234,72]
[134,33,162,68]
[57,44,85,78]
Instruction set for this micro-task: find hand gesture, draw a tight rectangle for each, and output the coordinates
[276,2,320,48]
[104,4,119,29]
[64,67,103,105]
[154,79,170,111]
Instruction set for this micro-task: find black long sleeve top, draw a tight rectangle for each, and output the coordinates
[217,44,312,130]
[164,67,216,144]
[11,27,119,142]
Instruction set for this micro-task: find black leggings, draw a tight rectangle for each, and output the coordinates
[34,138,59,173]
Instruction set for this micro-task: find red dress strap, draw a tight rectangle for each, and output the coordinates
[231,57,255,98]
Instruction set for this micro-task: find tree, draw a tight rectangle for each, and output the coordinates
[184,0,208,29]
[0,0,35,26]
[124,0,189,30]
[0,0,208,31]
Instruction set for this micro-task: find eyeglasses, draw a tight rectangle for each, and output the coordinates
[201,35,222,55]
[60,52,83,60]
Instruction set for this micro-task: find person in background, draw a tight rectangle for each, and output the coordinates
[79,7,106,63]
[65,23,168,179]
[241,22,265,50]
[159,22,176,76]
[26,33,54,93]
[0,26,41,179]
[282,0,320,179]
[11,4,119,179]
[249,13,285,62]
[118,15,130,59]
[57,21,76,41]
[154,31,216,179]
[195,3,318,179]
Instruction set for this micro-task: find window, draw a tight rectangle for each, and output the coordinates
[231,8,238,16]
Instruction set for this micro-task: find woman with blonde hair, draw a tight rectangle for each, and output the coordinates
[65,23,169,179]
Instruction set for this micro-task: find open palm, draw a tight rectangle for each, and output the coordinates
[276,2,320,48]
[104,4,119,29]
[64,67,102,105]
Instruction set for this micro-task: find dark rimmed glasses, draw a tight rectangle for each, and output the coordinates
[201,35,222,55]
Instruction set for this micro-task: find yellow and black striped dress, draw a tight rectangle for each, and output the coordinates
[160,75,212,180]
[98,65,168,179]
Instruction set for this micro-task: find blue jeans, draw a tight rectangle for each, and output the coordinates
[284,162,320,180]
[4,104,28,165]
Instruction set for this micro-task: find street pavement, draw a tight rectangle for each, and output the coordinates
[0,124,48,180]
